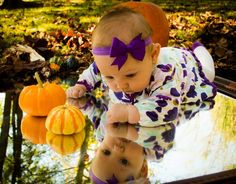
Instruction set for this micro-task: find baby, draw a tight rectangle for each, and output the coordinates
[67,6,217,183]
[67,7,217,129]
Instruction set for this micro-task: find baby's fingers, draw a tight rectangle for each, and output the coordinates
[66,87,80,98]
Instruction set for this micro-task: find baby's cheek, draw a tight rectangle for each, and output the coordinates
[107,82,118,92]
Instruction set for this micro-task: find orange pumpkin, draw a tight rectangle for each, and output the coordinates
[46,130,85,155]
[21,115,47,144]
[19,72,66,116]
[45,104,85,135]
[117,1,169,47]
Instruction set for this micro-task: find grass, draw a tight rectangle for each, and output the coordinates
[0,0,114,51]
[0,0,235,56]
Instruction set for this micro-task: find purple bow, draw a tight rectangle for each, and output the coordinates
[92,34,152,70]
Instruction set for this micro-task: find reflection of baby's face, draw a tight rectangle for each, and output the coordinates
[91,135,145,182]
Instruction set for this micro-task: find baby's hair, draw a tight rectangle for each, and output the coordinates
[92,7,153,48]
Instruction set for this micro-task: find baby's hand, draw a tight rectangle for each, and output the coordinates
[66,84,86,98]
[107,104,140,124]
[67,96,88,108]
[105,123,138,141]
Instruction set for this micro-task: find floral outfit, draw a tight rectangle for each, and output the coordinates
[78,47,217,160]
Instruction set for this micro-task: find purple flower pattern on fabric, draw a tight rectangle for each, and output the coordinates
[77,80,93,92]
[114,91,141,104]
[157,64,172,72]
[192,67,198,82]
[184,110,192,119]
[164,107,178,122]
[92,62,100,75]
[156,99,168,107]
[162,125,175,142]
[181,63,186,68]
[183,70,187,77]
[92,116,100,129]
[181,82,185,90]
[182,52,188,64]
[200,103,206,108]
[146,111,158,121]
[144,136,156,143]
[163,75,173,85]
[94,81,102,89]
[201,92,208,101]
[186,85,197,98]
[156,95,171,101]
[153,144,164,160]
[156,106,162,113]
[170,88,180,97]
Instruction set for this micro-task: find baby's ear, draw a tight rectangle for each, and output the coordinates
[151,43,161,64]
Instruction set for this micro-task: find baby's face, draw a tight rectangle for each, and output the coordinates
[91,135,145,182]
[94,46,156,94]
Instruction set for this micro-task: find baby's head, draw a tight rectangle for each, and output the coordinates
[90,135,148,183]
[92,7,160,94]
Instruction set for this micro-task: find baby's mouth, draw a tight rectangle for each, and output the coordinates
[118,137,131,143]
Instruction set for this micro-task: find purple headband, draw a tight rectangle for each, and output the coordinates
[90,170,118,184]
[90,170,134,184]
[92,34,152,70]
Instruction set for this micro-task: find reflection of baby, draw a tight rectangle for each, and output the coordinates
[69,95,175,183]
[90,122,175,183]
[90,135,148,183]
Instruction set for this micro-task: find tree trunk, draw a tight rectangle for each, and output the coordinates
[75,122,92,183]
[1,0,24,9]
[0,92,12,183]
[11,94,23,184]
[1,0,42,9]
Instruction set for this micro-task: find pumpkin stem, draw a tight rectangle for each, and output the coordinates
[35,72,43,88]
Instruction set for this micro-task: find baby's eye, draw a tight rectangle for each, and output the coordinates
[105,76,114,80]
[120,158,129,166]
[126,73,136,78]
[102,149,111,156]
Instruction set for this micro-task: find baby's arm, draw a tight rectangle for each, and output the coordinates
[105,121,176,161]
[66,84,86,98]
[136,123,175,161]
[66,62,102,98]
[134,65,183,127]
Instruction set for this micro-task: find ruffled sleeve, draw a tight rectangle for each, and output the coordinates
[76,62,103,92]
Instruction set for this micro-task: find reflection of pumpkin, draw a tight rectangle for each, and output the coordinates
[46,130,85,155]
[21,115,47,144]
[19,72,66,116]
[117,2,169,46]
[45,105,85,135]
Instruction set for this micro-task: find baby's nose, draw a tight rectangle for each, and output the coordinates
[116,81,128,91]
